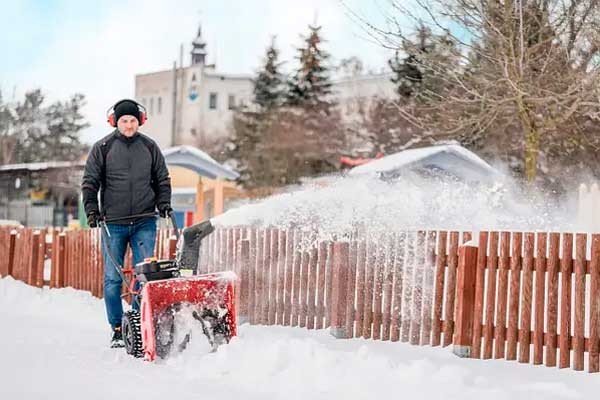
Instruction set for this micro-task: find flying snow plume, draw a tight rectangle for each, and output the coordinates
[213,171,576,242]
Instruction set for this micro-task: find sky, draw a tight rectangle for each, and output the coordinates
[1,0,407,145]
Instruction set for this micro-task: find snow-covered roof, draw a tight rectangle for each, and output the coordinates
[163,145,239,180]
[0,160,85,172]
[348,143,499,181]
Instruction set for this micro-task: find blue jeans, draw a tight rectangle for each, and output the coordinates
[102,218,157,329]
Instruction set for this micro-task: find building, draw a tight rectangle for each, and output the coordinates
[135,25,254,149]
[0,161,84,226]
[135,24,398,149]
[348,143,500,183]
[333,72,396,120]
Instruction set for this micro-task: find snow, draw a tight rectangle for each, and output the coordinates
[0,276,596,399]
[0,160,84,172]
[214,172,575,242]
[1,142,591,398]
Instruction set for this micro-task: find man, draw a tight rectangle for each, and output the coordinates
[81,99,172,348]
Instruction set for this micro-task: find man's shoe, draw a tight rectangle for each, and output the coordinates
[111,326,125,348]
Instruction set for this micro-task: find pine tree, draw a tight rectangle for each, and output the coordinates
[389,24,457,101]
[286,24,333,109]
[0,90,89,165]
[253,37,285,110]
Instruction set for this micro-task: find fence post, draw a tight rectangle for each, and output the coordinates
[57,233,66,288]
[168,236,177,260]
[238,239,251,325]
[330,242,350,339]
[453,243,479,357]
[28,231,41,286]
[7,230,17,277]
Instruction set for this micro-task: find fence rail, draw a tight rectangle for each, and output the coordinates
[1,225,599,374]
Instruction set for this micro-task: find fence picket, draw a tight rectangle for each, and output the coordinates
[345,240,358,338]
[291,231,302,327]
[443,232,459,347]
[276,230,286,325]
[316,241,328,330]
[494,232,510,359]
[390,232,406,342]
[268,229,279,325]
[471,231,488,359]
[546,232,560,367]
[363,237,375,339]
[483,231,499,359]
[574,233,586,371]
[506,232,522,360]
[589,234,600,373]
[283,230,295,326]
[382,234,395,341]
[307,246,318,329]
[431,231,447,347]
[409,231,426,345]
[401,232,416,342]
[533,232,547,365]
[372,241,384,340]
[354,240,367,337]
[518,232,534,364]
[560,233,573,369]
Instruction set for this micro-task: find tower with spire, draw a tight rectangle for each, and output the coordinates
[190,24,207,66]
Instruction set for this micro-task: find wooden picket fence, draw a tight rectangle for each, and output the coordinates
[0,226,177,297]
[2,225,600,374]
[199,227,600,374]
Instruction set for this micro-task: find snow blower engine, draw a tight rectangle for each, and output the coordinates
[100,212,236,361]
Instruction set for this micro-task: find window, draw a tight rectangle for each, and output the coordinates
[209,92,218,110]
[228,94,235,110]
[150,97,154,115]
[157,97,162,114]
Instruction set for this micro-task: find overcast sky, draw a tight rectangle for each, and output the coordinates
[1,0,406,144]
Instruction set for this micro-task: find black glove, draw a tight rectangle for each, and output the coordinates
[157,203,173,218]
[87,212,99,228]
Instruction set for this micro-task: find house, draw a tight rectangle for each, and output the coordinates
[348,143,500,182]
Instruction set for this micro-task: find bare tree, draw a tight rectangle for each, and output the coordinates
[346,0,600,182]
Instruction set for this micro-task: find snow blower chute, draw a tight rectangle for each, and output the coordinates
[100,212,237,361]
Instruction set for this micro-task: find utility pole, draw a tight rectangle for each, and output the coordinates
[177,43,185,142]
[171,61,177,146]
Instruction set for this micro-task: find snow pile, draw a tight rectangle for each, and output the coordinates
[0,276,596,399]
[214,172,574,242]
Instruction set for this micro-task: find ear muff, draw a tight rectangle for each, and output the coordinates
[106,99,147,127]
[138,109,147,126]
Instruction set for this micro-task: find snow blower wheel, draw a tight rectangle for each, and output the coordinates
[122,310,143,358]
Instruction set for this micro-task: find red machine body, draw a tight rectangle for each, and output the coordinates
[140,272,237,361]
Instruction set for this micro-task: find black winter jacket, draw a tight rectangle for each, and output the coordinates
[81,130,171,224]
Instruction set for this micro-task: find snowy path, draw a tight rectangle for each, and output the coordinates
[0,276,596,400]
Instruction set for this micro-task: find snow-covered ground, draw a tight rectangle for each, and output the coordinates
[0,276,596,400]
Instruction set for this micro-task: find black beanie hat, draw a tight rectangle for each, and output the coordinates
[113,100,140,123]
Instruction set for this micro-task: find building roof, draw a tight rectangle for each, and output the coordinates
[348,143,499,182]
[162,145,239,180]
[0,160,85,173]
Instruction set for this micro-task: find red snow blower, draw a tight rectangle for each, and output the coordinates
[99,212,237,361]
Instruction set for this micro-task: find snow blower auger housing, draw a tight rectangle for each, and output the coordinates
[100,212,237,362]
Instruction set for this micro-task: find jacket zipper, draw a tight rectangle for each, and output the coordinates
[128,143,133,223]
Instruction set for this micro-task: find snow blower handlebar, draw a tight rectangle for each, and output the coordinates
[98,210,179,309]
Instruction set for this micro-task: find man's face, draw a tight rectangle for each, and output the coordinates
[117,115,139,137]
